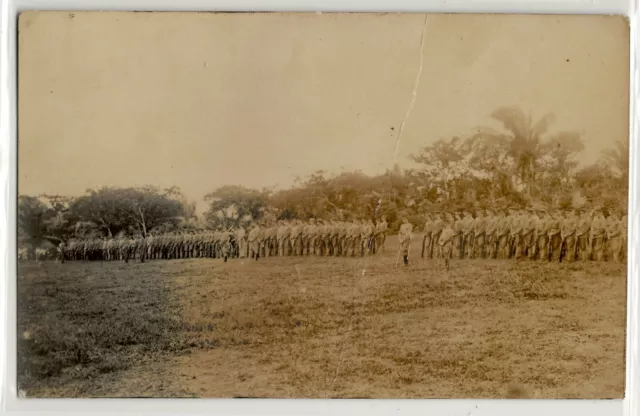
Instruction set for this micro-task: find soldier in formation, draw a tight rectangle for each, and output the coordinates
[419,207,627,264]
[58,218,391,263]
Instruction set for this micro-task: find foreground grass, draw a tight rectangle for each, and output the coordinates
[169,254,626,399]
[17,239,627,398]
[17,261,189,397]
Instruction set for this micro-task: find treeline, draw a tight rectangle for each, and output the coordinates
[18,106,629,257]
[203,107,628,229]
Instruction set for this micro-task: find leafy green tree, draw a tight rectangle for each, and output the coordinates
[204,186,268,229]
[18,196,54,258]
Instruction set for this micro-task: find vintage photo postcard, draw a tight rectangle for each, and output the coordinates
[16,12,629,399]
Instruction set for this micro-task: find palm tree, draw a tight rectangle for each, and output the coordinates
[472,106,556,199]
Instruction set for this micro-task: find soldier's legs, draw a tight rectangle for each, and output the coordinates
[609,236,622,263]
[537,236,548,261]
[575,237,586,261]
[513,235,523,259]
[401,240,410,264]
[489,238,498,259]
[564,236,576,262]
[550,235,562,262]
[485,237,493,259]
[594,237,605,261]
[441,242,451,269]
[474,235,485,259]
[453,236,461,259]
[497,236,507,259]
[465,234,474,259]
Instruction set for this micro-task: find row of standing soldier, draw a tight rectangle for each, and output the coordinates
[421,208,627,263]
[58,218,390,262]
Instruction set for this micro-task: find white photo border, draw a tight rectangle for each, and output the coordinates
[0,1,637,415]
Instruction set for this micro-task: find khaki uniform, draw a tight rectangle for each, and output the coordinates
[472,215,487,259]
[606,216,623,263]
[461,214,475,259]
[375,220,388,254]
[338,222,348,256]
[398,222,413,258]
[276,224,289,257]
[522,213,537,259]
[561,214,577,262]
[421,218,432,259]
[235,228,247,258]
[248,226,262,259]
[547,215,562,262]
[438,220,455,260]
[361,222,375,256]
[510,213,526,259]
[497,215,510,259]
[485,215,497,259]
[452,217,465,259]
[329,222,341,256]
[590,214,607,261]
[430,217,444,259]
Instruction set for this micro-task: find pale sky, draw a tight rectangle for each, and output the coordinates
[18,12,629,213]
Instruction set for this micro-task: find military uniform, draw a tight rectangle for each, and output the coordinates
[438,214,455,267]
[430,214,445,259]
[496,212,510,259]
[375,218,388,254]
[248,225,262,259]
[398,219,413,265]
[452,214,465,259]
[58,242,66,263]
[461,212,475,259]
[547,213,562,262]
[421,215,433,259]
[606,214,623,263]
[561,212,577,262]
[472,212,487,259]
[590,212,607,261]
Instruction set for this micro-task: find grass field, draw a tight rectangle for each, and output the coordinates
[17,236,626,399]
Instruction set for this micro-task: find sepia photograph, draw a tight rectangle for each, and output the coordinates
[16,11,629,399]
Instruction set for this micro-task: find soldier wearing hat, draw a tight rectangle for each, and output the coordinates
[438,213,455,269]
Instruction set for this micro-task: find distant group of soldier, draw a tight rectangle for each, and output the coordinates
[57,218,391,263]
[54,207,627,266]
[419,207,627,265]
